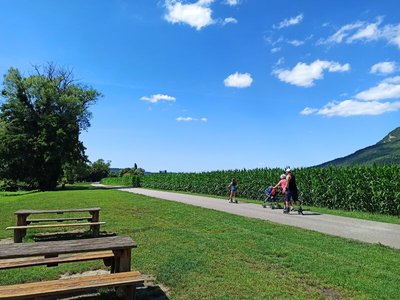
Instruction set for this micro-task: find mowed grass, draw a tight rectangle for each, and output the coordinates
[0,186,399,299]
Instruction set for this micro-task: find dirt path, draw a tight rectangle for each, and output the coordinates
[93,184,400,250]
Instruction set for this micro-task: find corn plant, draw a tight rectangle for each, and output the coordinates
[141,165,400,215]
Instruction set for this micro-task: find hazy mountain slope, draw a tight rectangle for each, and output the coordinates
[317,127,400,167]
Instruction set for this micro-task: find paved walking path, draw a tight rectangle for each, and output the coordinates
[94,184,400,249]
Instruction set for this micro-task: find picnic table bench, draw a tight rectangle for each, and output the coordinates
[6,208,105,243]
[0,236,143,299]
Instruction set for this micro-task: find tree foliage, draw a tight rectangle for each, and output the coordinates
[0,63,100,190]
[88,159,111,182]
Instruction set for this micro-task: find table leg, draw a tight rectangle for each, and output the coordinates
[112,248,131,273]
[90,211,100,237]
[45,254,59,267]
[13,229,23,243]
[15,214,29,243]
[125,285,135,300]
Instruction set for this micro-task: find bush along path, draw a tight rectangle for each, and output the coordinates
[120,187,400,250]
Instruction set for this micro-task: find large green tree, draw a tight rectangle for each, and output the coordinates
[0,64,100,190]
[89,159,111,182]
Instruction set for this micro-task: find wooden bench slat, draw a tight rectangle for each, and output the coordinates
[27,217,92,223]
[0,236,136,260]
[15,208,101,215]
[0,251,114,270]
[6,222,105,230]
[0,271,143,299]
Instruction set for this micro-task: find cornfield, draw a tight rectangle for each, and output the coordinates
[140,165,400,216]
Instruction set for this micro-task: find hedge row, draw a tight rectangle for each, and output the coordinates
[141,165,400,215]
[100,175,141,187]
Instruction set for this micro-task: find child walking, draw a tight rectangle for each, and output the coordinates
[228,178,238,203]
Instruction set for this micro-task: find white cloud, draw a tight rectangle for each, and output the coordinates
[302,100,400,117]
[274,57,285,67]
[164,0,214,30]
[355,76,400,101]
[222,17,237,25]
[382,24,400,48]
[224,72,253,88]
[271,47,281,53]
[225,0,239,5]
[300,107,318,115]
[347,19,382,43]
[319,18,400,49]
[302,76,400,117]
[287,39,304,46]
[274,14,303,29]
[370,61,397,74]
[140,94,176,103]
[273,59,350,87]
[176,116,208,122]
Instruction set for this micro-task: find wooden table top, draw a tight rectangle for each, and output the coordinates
[0,236,136,259]
[15,208,101,215]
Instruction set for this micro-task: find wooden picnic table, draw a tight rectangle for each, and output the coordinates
[0,236,142,299]
[10,208,102,243]
[0,235,136,273]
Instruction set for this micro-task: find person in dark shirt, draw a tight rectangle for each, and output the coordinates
[284,168,298,213]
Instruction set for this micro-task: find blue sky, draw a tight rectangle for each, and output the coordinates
[1,0,399,172]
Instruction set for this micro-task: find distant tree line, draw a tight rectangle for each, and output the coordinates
[63,160,145,185]
[108,163,145,177]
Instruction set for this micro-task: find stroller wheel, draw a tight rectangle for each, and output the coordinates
[262,204,266,208]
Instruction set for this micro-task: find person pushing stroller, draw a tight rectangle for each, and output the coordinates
[284,168,303,214]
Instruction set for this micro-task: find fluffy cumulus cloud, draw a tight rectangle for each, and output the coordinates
[355,76,400,100]
[273,60,350,87]
[319,17,400,49]
[274,14,303,29]
[140,94,176,103]
[164,0,238,30]
[176,116,208,122]
[164,0,214,30]
[370,61,398,74]
[224,72,253,88]
[301,76,400,117]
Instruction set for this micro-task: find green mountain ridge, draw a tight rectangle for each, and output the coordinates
[317,127,400,167]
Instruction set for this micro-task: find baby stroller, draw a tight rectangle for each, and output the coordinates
[262,186,282,209]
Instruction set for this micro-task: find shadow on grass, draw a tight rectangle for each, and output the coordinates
[33,231,116,242]
[56,184,131,191]
[55,185,100,191]
[0,190,40,197]
[76,285,169,300]
[41,285,169,300]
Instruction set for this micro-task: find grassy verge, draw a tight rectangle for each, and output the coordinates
[1,185,399,299]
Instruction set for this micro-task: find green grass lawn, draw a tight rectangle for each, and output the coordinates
[0,185,399,299]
